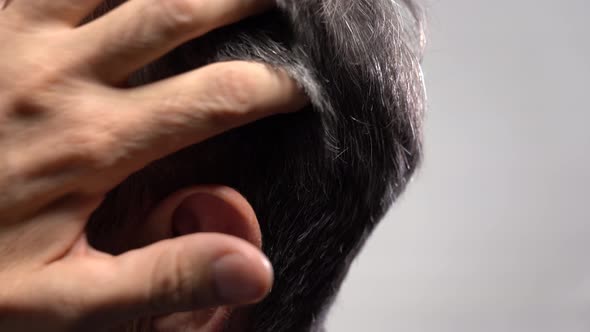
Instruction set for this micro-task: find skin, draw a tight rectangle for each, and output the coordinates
[0,0,307,331]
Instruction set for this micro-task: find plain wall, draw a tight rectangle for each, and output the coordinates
[326,0,590,331]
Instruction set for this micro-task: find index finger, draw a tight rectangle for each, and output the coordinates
[77,0,273,83]
[82,61,308,192]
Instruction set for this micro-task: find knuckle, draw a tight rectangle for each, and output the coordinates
[11,68,69,116]
[155,0,205,34]
[9,66,87,120]
[4,102,119,195]
[207,64,259,117]
[60,124,119,170]
[148,245,191,312]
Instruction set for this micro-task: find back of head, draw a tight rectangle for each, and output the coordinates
[88,0,426,331]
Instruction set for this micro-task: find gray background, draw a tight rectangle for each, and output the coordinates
[326,0,590,331]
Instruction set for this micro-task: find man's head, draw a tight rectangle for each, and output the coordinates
[86,0,426,331]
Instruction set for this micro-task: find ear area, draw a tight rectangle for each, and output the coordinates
[139,185,262,249]
[138,186,264,332]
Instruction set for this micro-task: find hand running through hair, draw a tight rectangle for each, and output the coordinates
[0,0,307,330]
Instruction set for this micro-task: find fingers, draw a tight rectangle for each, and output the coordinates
[91,233,273,322]
[90,61,307,187]
[13,186,271,330]
[2,0,104,26]
[78,0,273,83]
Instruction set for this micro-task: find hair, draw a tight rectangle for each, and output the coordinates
[87,0,427,331]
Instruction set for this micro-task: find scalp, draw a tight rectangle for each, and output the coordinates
[87,1,427,331]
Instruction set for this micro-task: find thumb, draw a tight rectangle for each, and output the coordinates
[89,233,273,324]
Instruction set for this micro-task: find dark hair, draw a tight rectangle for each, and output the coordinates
[88,1,426,331]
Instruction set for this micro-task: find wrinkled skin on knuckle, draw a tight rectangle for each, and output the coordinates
[148,242,210,314]
[147,244,187,313]
[65,125,121,172]
[1,104,115,199]
[149,66,260,134]
[30,121,120,185]
[63,132,106,169]
[155,0,206,36]
[204,65,260,125]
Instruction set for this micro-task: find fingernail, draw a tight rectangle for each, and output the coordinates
[212,253,273,303]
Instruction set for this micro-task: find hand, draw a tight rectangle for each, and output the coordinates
[0,0,305,330]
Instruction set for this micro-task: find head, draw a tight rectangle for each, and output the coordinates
[86,0,426,331]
